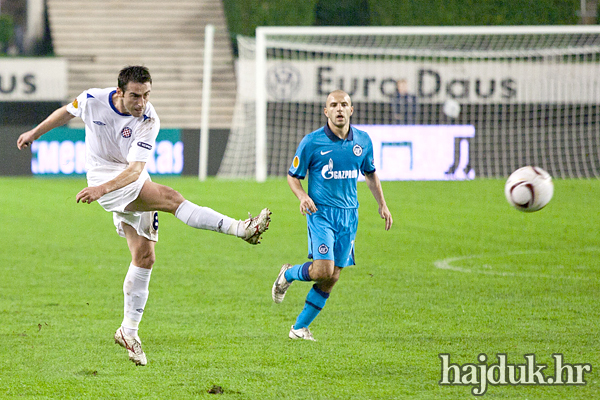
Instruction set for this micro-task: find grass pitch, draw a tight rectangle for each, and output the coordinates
[0,177,598,399]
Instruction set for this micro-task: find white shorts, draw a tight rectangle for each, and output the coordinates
[113,210,159,242]
[87,165,159,242]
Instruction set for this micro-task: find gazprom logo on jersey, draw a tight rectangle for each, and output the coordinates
[321,158,358,180]
[31,128,184,175]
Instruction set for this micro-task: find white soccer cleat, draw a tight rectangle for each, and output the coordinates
[289,325,316,341]
[114,327,147,366]
[272,263,293,304]
[242,208,272,245]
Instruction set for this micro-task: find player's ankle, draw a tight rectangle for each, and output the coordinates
[122,326,138,337]
[227,220,243,237]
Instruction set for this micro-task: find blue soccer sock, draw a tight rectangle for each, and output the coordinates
[293,284,330,329]
[284,261,312,282]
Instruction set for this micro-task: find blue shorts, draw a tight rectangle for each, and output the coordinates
[306,205,358,268]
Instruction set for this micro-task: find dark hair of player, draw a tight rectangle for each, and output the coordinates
[117,66,152,92]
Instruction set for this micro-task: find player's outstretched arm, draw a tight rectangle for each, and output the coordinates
[364,171,393,231]
[76,161,146,205]
[287,174,317,216]
[17,105,75,150]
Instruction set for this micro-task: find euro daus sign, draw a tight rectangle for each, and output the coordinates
[0,58,68,101]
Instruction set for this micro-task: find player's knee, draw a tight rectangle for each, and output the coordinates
[133,248,155,269]
[316,272,339,293]
[329,272,340,284]
[161,186,185,212]
[322,267,341,288]
[312,270,328,281]
[165,186,184,203]
[311,261,335,281]
[323,272,340,287]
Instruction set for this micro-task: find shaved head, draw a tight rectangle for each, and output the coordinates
[326,90,352,107]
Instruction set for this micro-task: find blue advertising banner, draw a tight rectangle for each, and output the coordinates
[31,127,183,176]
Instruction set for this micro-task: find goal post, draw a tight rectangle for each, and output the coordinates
[199,24,214,181]
[218,26,600,180]
[255,30,268,182]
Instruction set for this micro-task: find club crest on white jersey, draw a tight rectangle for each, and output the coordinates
[121,127,132,138]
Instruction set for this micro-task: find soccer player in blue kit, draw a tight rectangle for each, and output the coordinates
[272,90,393,341]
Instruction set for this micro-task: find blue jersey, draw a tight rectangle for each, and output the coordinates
[288,124,376,209]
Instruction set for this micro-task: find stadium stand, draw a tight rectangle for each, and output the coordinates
[46,0,236,129]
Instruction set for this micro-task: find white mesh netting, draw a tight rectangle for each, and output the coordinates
[219,27,600,179]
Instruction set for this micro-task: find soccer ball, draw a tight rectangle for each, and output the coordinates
[443,99,461,118]
[504,166,554,212]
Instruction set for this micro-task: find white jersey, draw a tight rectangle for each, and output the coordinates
[66,87,161,241]
[66,87,160,173]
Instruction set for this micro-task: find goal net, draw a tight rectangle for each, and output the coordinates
[218,26,600,180]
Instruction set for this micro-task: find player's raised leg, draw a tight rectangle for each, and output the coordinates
[272,262,312,303]
[126,180,272,244]
[272,225,335,303]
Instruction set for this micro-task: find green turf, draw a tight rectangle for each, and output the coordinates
[0,177,598,399]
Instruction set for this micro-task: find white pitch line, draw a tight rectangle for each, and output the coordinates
[434,248,600,280]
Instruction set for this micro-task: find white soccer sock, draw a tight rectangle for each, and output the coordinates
[122,263,152,337]
[175,200,238,234]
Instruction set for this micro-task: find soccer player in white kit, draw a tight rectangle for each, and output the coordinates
[17,66,271,366]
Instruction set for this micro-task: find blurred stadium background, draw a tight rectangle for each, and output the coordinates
[2,3,600,398]
[1,0,599,180]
